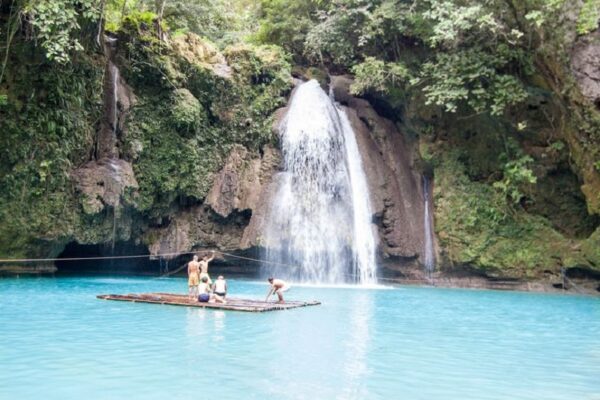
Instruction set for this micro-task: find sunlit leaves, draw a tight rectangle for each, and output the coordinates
[493,155,537,204]
[350,57,410,95]
[416,50,528,115]
[24,0,101,63]
[577,0,600,35]
[421,1,502,48]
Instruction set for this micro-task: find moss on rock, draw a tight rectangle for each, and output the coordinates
[170,88,206,135]
[433,150,590,277]
[0,21,292,259]
[120,32,292,218]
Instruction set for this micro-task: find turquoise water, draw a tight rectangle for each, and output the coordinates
[1,277,599,400]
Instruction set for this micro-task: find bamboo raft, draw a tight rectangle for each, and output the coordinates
[97,293,320,312]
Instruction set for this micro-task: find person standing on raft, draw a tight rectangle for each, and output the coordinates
[265,277,290,303]
[187,255,201,300]
[199,251,216,284]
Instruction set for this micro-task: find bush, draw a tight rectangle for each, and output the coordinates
[170,88,206,135]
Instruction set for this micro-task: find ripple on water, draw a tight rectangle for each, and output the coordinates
[0,277,599,400]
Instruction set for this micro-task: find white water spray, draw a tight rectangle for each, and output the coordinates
[264,80,377,284]
[110,61,119,139]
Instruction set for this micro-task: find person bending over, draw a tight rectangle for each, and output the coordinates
[265,277,290,303]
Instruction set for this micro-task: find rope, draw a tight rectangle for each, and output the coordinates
[0,251,198,263]
[154,250,304,279]
[0,248,420,284]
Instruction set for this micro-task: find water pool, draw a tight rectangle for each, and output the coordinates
[0,276,598,400]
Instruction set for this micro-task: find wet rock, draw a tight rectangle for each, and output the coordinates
[149,145,281,258]
[330,75,429,263]
[0,264,57,275]
[206,145,280,218]
[240,172,282,249]
[72,159,139,214]
[145,205,252,259]
[571,30,600,107]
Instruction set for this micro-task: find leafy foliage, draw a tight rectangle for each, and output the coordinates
[350,57,410,95]
[434,151,585,275]
[23,0,101,63]
[116,20,291,215]
[493,155,537,205]
[577,0,600,35]
[256,0,571,117]
[415,50,529,115]
[253,0,322,60]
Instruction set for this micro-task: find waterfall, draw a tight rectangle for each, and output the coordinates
[422,175,435,276]
[109,159,122,254]
[264,80,377,285]
[97,36,119,159]
[110,61,119,138]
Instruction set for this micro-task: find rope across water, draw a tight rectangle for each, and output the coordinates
[0,249,403,283]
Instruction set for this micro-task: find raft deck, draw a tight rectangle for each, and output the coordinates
[97,293,320,312]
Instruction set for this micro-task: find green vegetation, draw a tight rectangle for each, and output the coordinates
[434,151,588,277]
[254,0,600,275]
[0,0,290,256]
[256,0,564,117]
[22,0,101,63]
[577,0,600,35]
[0,0,599,278]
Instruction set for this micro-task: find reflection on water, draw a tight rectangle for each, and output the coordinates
[1,277,599,400]
[185,308,206,339]
[213,311,226,342]
[341,291,373,399]
[186,308,227,342]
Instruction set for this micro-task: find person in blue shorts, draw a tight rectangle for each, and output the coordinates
[198,276,225,303]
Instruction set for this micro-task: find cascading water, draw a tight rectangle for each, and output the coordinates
[97,36,120,160]
[422,175,435,277]
[264,80,377,284]
[110,61,119,139]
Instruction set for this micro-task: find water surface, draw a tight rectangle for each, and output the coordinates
[1,276,599,399]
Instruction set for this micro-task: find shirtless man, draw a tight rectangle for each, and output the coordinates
[265,277,290,303]
[199,251,215,285]
[187,255,201,300]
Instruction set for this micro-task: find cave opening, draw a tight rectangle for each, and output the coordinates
[55,241,163,275]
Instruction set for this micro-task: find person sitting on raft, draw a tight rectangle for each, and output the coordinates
[199,251,216,285]
[187,255,201,300]
[212,275,227,299]
[198,276,225,304]
[265,277,290,303]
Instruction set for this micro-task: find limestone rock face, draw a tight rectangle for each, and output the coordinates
[145,79,430,266]
[72,159,139,214]
[206,145,280,218]
[146,145,281,258]
[146,205,254,259]
[571,30,600,107]
[172,33,232,79]
[331,75,429,263]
